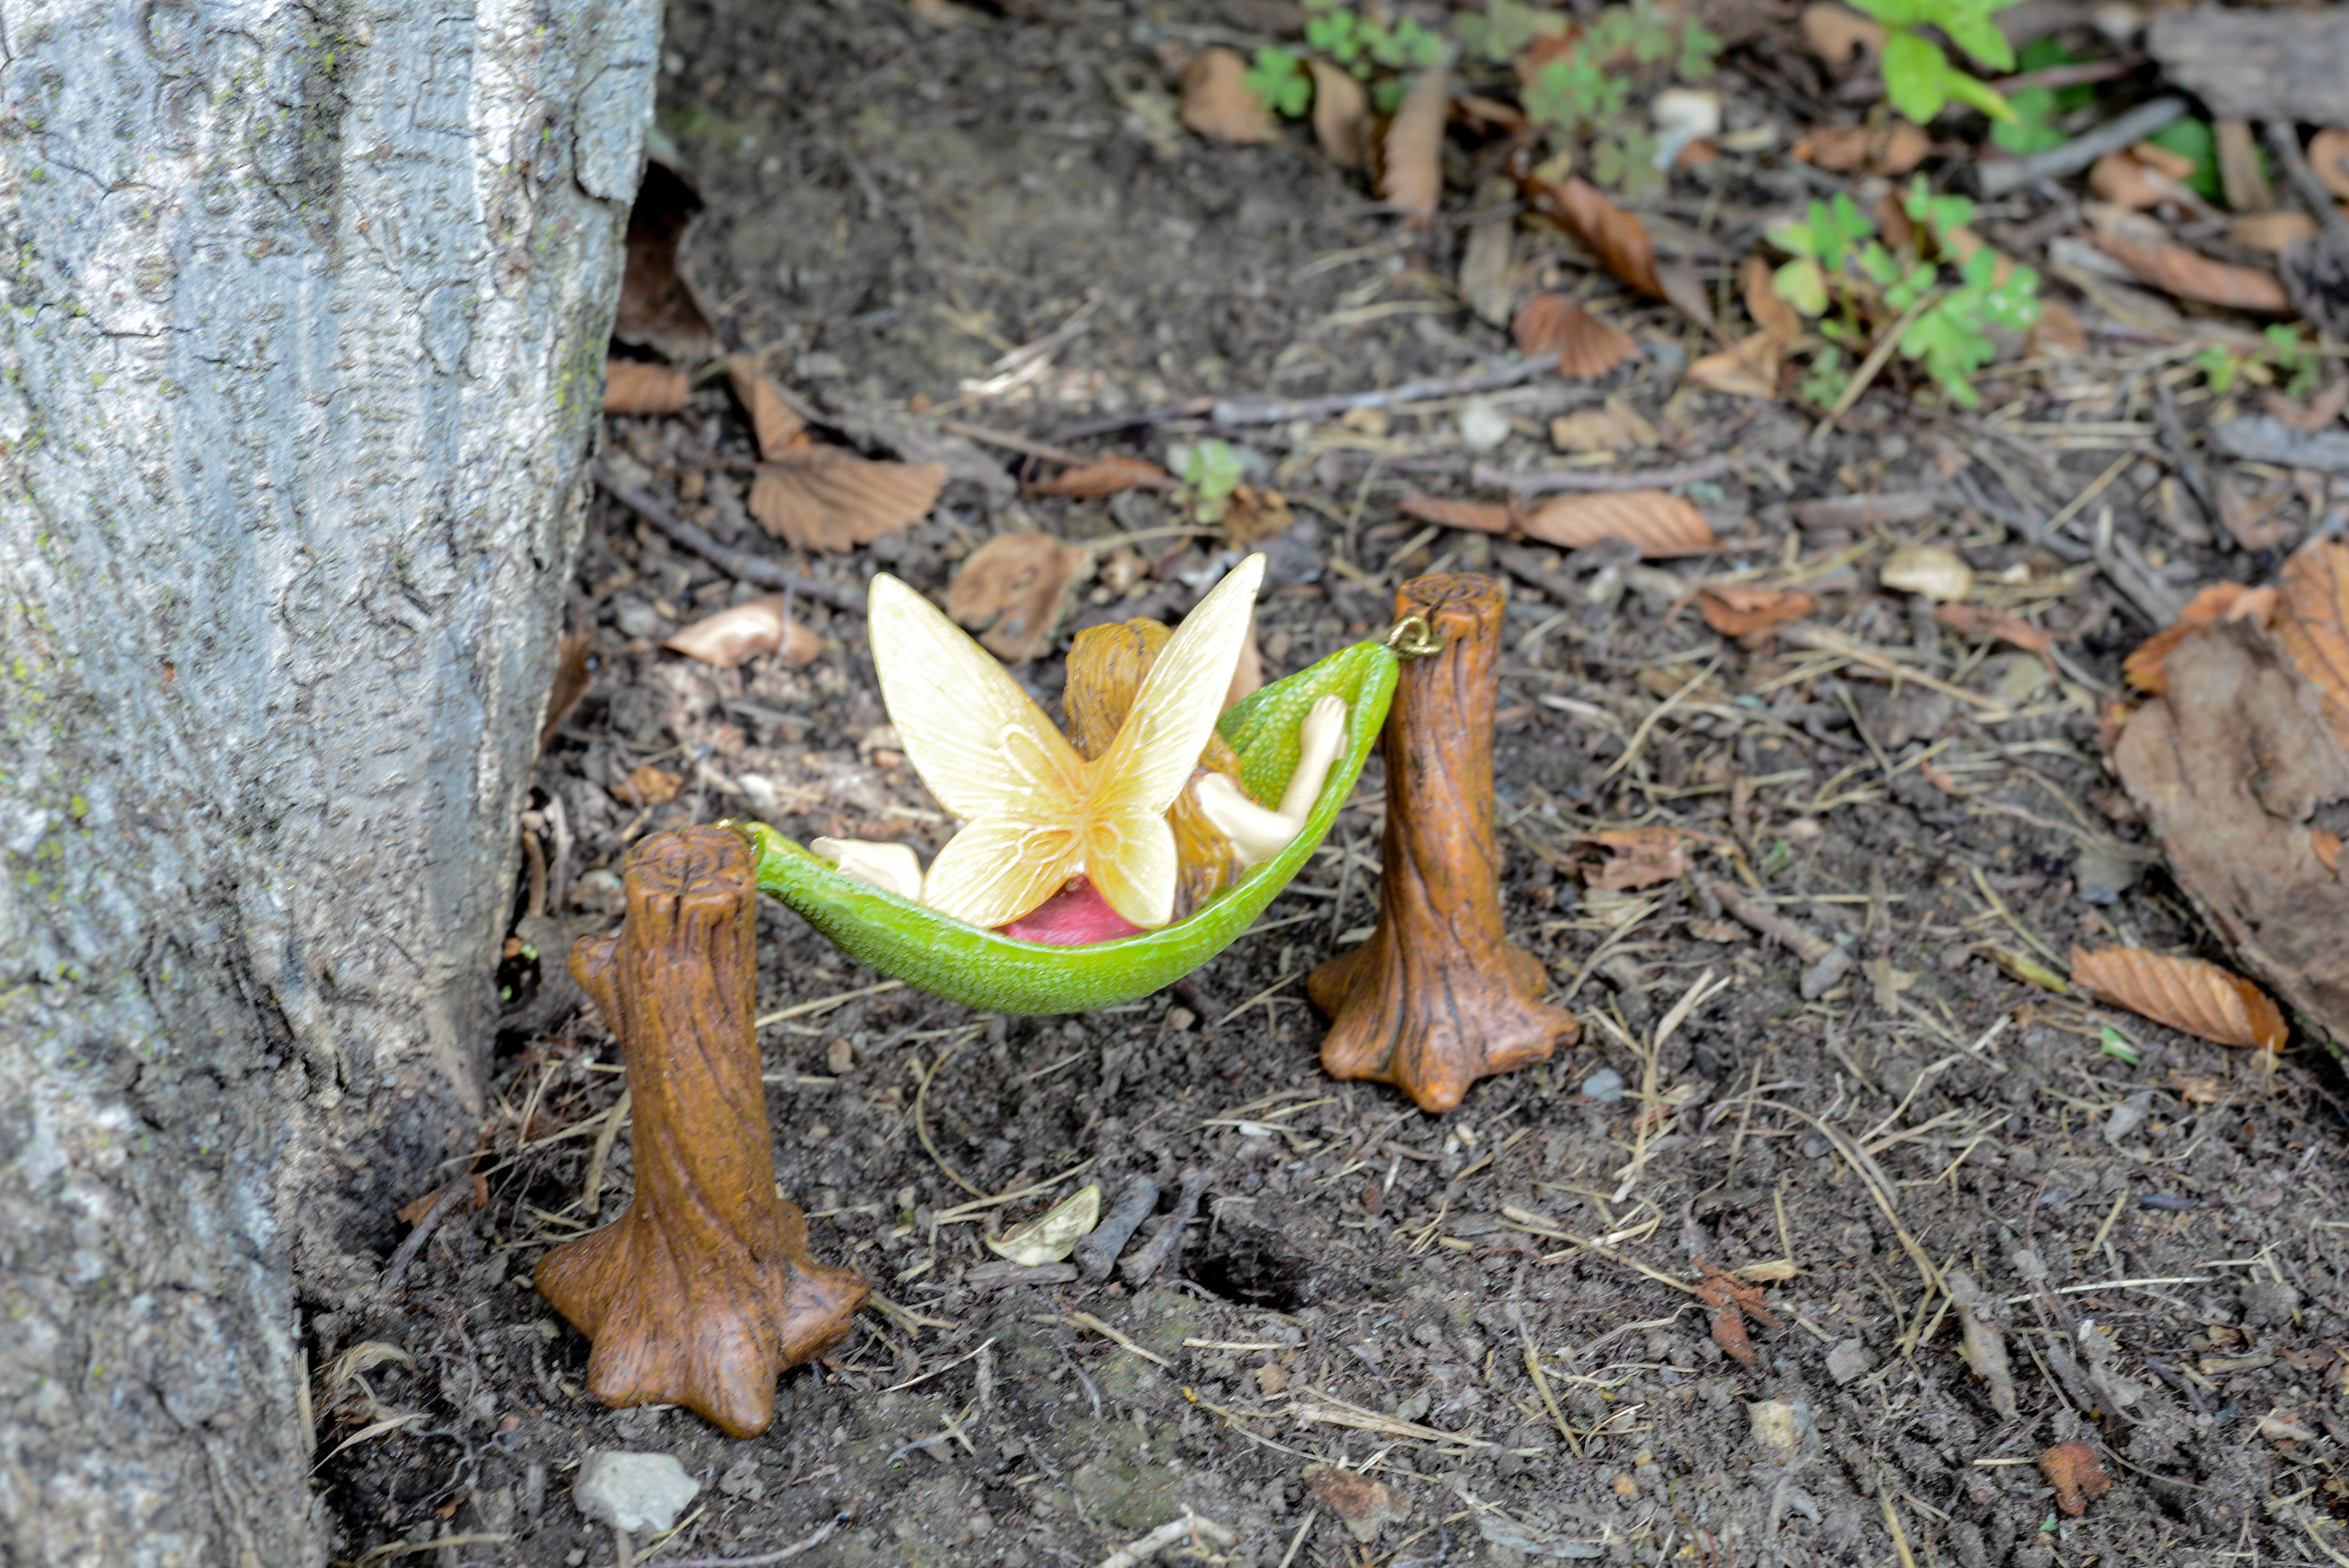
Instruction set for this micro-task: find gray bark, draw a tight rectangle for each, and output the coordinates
[0,0,658,1559]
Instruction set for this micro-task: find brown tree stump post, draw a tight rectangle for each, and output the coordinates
[535,825,866,1437]
[1308,574,1579,1112]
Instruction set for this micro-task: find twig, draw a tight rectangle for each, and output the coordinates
[937,419,1092,468]
[379,1180,473,1294]
[1213,353,1559,425]
[1978,97,2188,197]
[593,467,865,613]
[581,1089,631,1218]
[1065,1310,1175,1368]
[2151,378,2220,530]
[661,1515,847,1567]
[1471,454,1743,496]
[1093,1512,1238,1568]
[2264,122,2349,253]
[1811,294,1936,445]
[1696,871,1833,965]
[912,1041,984,1199]
[1045,396,1218,444]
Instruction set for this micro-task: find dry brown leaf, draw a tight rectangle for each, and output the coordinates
[725,355,808,460]
[1743,255,1801,343]
[396,1173,488,1226]
[2123,582,2276,694]
[1028,455,1176,499]
[2029,297,2088,354]
[1685,330,1782,399]
[1398,492,1514,534]
[2266,378,2349,433]
[604,361,690,416]
[2130,140,2197,184]
[1221,484,1293,548]
[1551,401,1659,453]
[2089,151,2178,212]
[2309,129,2349,201]
[749,454,948,553]
[1522,170,1665,301]
[1934,603,2056,661]
[1307,1468,1408,1545]
[1800,2,1883,65]
[1698,585,1816,639]
[2038,1441,2114,1518]
[944,533,1095,661]
[661,597,821,669]
[1569,827,1687,890]
[2216,475,2296,552]
[618,763,684,808]
[2272,541,2349,754]
[1180,47,1276,144]
[2169,1069,2229,1105]
[614,160,718,361]
[1522,491,1716,557]
[2090,232,2293,313]
[1794,121,1929,176]
[2070,945,2288,1050]
[2229,211,2320,253]
[1308,59,1371,171]
[538,631,594,755]
[1381,67,1449,225]
[1512,293,1638,379]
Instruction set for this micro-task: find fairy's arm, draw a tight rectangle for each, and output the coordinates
[809,837,927,901]
[1191,695,1349,866]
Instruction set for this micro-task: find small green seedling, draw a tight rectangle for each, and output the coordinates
[1517,0,1717,193]
[1171,439,1246,526]
[2197,325,2321,398]
[2098,1027,2141,1066]
[1991,38,2096,155]
[1246,48,1313,117]
[1847,0,2021,125]
[1247,0,1448,119]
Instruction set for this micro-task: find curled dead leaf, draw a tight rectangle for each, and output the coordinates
[1512,293,1638,379]
[1381,67,1450,225]
[1029,455,1176,499]
[2069,945,2288,1050]
[1308,1468,1409,1544]
[726,355,809,460]
[616,160,718,361]
[944,532,1095,661]
[2230,211,2320,254]
[2030,298,2088,354]
[1699,585,1816,639]
[1220,484,1292,548]
[2090,232,2292,313]
[2267,378,2349,434]
[1570,828,1686,891]
[1521,491,1716,557]
[618,763,684,808]
[2217,475,2296,551]
[1743,255,1801,344]
[1551,401,1659,453]
[2309,129,2349,202]
[1519,168,1665,301]
[1398,493,1514,535]
[661,597,822,669]
[2089,149,2194,212]
[1934,603,2055,663]
[2038,1440,2113,1518]
[2271,541,2349,754]
[396,1173,488,1226]
[1794,122,1929,177]
[1800,2,1883,66]
[2122,581,2276,695]
[604,361,691,416]
[1685,331,1782,399]
[539,631,595,756]
[1180,47,1276,144]
[1880,543,1973,602]
[984,1185,1100,1266]
[750,454,948,553]
[1308,60,1371,171]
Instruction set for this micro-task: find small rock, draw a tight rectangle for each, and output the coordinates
[825,1038,855,1074]
[2103,1091,2153,1146]
[614,601,664,640]
[573,1451,700,1533]
[717,1455,764,1501]
[1826,1337,1875,1385]
[1798,944,1854,1000]
[2241,1278,2303,1327]
[1745,1399,1814,1457]
[1580,1068,1626,1104]
[2073,843,2145,905]
[1457,396,1514,453]
[1309,1467,1408,1543]
[1163,1005,1196,1032]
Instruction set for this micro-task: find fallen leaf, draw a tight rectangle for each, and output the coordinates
[661,597,821,669]
[2069,945,2288,1050]
[1694,1258,1780,1371]
[984,1184,1101,1266]
[1255,1361,1288,1395]
[1308,60,1371,171]
[538,631,594,755]
[1737,1259,1800,1283]
[1945,1270,2017,1419]
[1570,827,1686,890]
[1794,121,1929,176]
[1221,484,1292,548]
[1308,1467,1409,1544]
[944,533,1095,660]
[1685,330,1782,399]
[1551,401,1659,453]
[2260,1408,2319,1445]
[2267,378,2349,433]
[1699,585,1816,638]
[396,1173,488,1226]
[1935,603,2055,662]
[1381,67,1449,225]
[619,763,684,808]
[749,454,948,553]
[2272,541,2349,754]
[726,355,808,460]
[1512,293,1637,379]
[1521,490,1716,557]
[1743,255,1801,343]
[2311,129,2349,202]
[1880,543,1973,602]
[2216,475,2296,553]
[2229,212,2319,254]
[2168,1070,2229,1105]
[1398,493,1514,534]
[2029,298,2088,354]
[604,361,690,416]
[1520,168,1665,302]
[1800,2,1883,66]
[2089,150,2189,212]
[2038,1440,2113,1518]
[1686,917,1751,943]
[2090,232,2292,313]
[1029,455,1176,499]
[614,158,718,361]
[2122,581,2275,695]
[1180,47,1275,143]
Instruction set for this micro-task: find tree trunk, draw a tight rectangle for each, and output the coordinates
[0,0,658,1558]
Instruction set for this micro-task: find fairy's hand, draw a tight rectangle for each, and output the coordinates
[1195,696,1351,866]
[809,838,927,902]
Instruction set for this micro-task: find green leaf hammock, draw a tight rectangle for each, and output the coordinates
[741,639,1399,1015]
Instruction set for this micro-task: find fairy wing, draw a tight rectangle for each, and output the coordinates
[1093,553,1267,822]
[867,573,1086,822]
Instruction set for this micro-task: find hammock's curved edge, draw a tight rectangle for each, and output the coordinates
[742,640,1398,1015]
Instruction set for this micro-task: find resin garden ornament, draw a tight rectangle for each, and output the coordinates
[747,553,1402,1014]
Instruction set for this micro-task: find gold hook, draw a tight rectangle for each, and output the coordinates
[1385,614,1442,659]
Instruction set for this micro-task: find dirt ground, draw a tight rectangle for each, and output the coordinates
[311,0,2349,1564]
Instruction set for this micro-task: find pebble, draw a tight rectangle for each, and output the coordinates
[1826,1337,1875,1385]
[1457,396,1513,453]
[2103,1091,2153,1145]
[614,601,664,640]
[1580,1068,1626,1104]
[572,1450,700,1533]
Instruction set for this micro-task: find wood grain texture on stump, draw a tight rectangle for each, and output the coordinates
[1308,574,1579,1112]
[535,826,866,1437]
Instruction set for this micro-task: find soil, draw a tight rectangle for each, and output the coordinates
[311,0,2349,1564]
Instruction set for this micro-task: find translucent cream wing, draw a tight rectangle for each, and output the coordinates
[866,573,1086,822]
[916,817,1077,931]
[1094,554,1267,818]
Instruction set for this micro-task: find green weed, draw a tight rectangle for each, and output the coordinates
[1170,440,1246,526]
[1846,0,2019,125]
